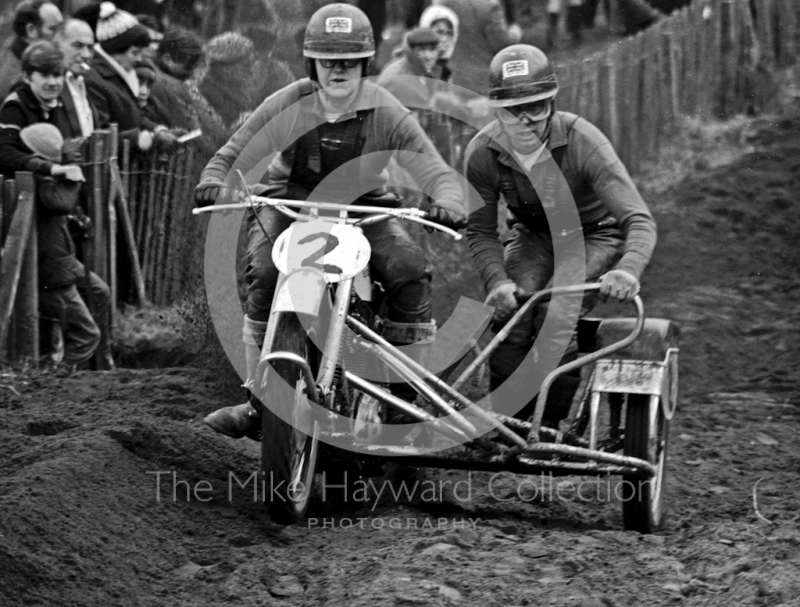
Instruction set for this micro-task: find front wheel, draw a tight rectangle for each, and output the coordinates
[255,312,319,525]
[621,393,669,533]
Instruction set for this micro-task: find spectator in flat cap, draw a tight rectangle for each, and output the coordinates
[0,0,64,98]
[379,28,442,107]
[378,27,463,162]
[84,2,172,152]
[17,123,113,370]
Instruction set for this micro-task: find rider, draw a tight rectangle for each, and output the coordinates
[464,44,657,424]
[195,3,466,439]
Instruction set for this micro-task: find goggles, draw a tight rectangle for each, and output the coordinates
[317,58,362,69]
[496,99,553,124]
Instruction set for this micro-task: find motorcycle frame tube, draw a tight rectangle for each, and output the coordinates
[356,340,479,437]
[343,371,473,445]
[316,277,353,391]
[355,447,654,478]
[346,316,528,449]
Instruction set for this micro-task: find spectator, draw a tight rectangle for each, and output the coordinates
[545,0,586,49]
[133,57,168,124]
[55,18,98,145]
[0,42,81,180]
[149,25,228,154]
[380,27,461,163]
[420,4,460,83]
[84,2,170,152]
[148,25,207,135]
[430,0,521,97]
[239,24,297,112]
[135,13,165,54]
[379,27,442,109]
[0,0,64,98]
[18,123,113,370]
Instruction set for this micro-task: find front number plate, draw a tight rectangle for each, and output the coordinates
[273,219,371,283]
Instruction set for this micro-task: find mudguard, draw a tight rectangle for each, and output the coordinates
[272,268,327,316]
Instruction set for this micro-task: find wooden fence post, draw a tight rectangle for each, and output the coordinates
[15,172,38,365]
[0,174,35,361]
[89,131,108,285]
[106,126,119,320]
[3,179,18,359]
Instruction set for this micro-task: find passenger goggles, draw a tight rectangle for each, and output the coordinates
[318,58,362,69]
[496,100,553,124]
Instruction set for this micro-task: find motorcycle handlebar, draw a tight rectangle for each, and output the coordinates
[193,194,463,240]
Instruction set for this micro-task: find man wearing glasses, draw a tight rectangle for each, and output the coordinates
[195,3,466,439]
[464,44,657,425]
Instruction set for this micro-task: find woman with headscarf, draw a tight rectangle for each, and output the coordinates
[419,4,460,84]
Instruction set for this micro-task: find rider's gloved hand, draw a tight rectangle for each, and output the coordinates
[194,179,228,207]
[485,280,519,323]
[426,205,467,231]
[599,269,640,302]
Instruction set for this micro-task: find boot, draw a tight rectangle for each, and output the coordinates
[204,318,264,440]
[203,392,262,440]
[380,319,437,427]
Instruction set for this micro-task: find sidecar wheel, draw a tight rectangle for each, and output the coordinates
[256,313,319,525]
[621,394,669,533]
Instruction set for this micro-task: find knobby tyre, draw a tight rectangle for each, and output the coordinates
[256,312,319,525]
[621,393,669,533]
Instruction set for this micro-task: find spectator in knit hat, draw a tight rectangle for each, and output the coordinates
[198,32,255,130]
[84,1,174,151]
[18,122,114,370]
[0,0,64,99]
[0,42,86,180]
[199,31,295,133]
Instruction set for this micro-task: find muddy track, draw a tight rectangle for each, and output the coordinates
[2,115,800,606]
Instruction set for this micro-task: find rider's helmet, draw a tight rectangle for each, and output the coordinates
[303,3,375,80]
[487,44,559,108]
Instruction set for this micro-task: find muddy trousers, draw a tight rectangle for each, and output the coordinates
[489,224,623,423]
[241,206,434,392]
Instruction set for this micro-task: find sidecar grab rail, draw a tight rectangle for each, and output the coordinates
[451,283,604,393]
[527,293,645,444]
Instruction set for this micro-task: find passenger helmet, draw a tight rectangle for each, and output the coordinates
[488,44,559,107]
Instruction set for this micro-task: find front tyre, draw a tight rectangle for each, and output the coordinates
[256,312,319,525]
[621,393,669,533]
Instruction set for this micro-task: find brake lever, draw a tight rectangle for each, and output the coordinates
[407,214,463,240]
